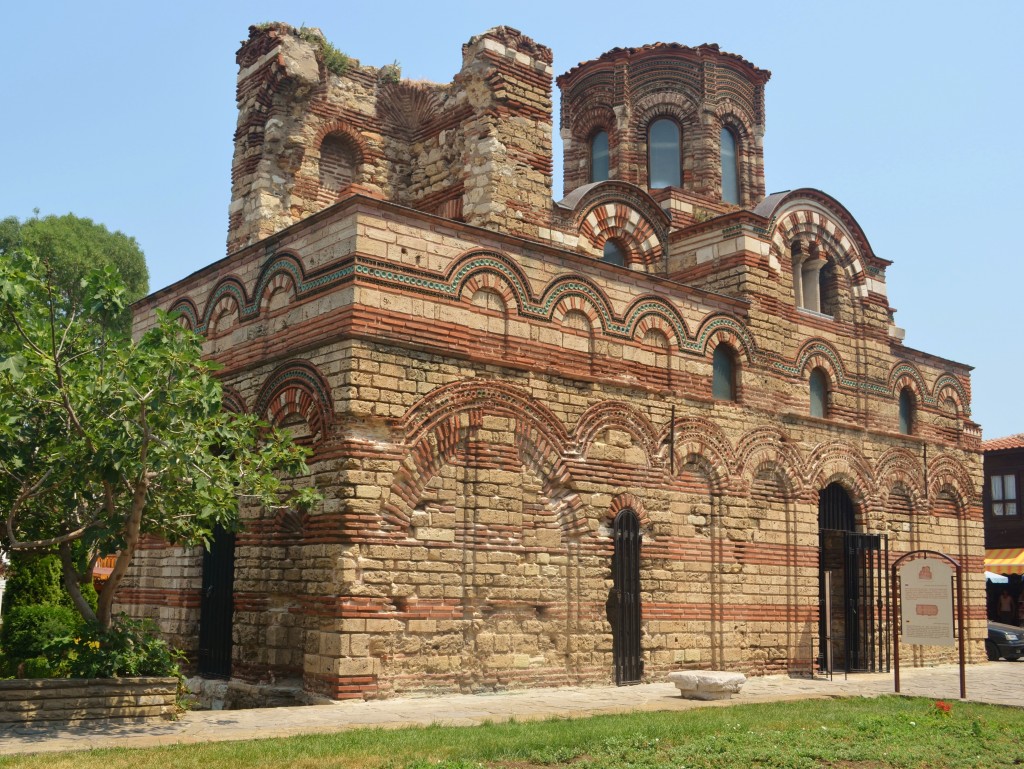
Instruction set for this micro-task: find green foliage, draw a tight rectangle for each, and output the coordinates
[298,26,350,76]
[379,60,402,84]
[3,553,66,609]
[0,213,148,334]
[0,603,81,676]
[44,616,185,679]
[0,249,319,631]
[1,553,98,615]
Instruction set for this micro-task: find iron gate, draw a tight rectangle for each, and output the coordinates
[819,529,890,673]
[198,526,236,679]
[612,509,642,685]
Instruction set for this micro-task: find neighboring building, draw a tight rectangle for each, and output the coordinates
[982,434,1024,609]
[122,24,985,701]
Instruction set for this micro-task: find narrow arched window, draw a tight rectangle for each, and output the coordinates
[898,388,915,435]
[602,239,625,266]
[720,127,739,204]
[712,345,736,401]
[809,368,828,418]
[648,118,681,189]
[590,130,610,183]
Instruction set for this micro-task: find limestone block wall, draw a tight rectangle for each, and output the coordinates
[0,678,177,725]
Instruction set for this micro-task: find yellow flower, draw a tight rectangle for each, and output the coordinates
[88,641,101,650]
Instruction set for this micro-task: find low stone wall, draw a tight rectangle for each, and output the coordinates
[0,677,178,725]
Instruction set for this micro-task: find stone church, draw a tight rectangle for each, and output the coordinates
[124,23,985,700]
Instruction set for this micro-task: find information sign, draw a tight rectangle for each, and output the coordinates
[898,557,954,647]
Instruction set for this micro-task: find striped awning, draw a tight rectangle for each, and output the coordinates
[985,548,1024,575]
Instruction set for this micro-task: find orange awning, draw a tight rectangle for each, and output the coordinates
[985,548,1024,575]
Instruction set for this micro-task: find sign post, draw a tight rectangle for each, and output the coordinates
[891,550,965,699]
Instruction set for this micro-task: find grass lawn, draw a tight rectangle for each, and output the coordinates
[2,696,1022,768]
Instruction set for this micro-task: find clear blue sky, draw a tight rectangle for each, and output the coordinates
[5,1,1021,438]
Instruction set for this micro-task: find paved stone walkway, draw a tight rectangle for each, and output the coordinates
[2,662,1022,755]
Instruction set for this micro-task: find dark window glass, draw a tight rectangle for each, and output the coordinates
[720,127,739,204]
[602,239,625,266]
[712,345,736,401]
[648,119,681,189]
[590,131,609,183]
[991,474,1018,516]
[810,368,828,418]
[898,388,914,435]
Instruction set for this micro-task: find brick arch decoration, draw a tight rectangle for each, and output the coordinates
[253,251,305,313]
[550,294,602,331]
[875,447,927,512]
[461,273,514,313]
[630,90,701,143]
[606,493,653,531]
[384,380,581,537]
[804,440,875,515]
[796,339,850,388]
[932,374,971,417]
[926,454,976,517]
[578,203,662,269]
[254,360,334,445]
[398,379,571,459]
[449,250,533,316]
[568,105,619,176]
[709,103,759,205]
[572,400,662,467]
[375,80,443,140]
[199,276,249,334]
[311,120,371,171]
[621,295,690,349]
[664,417,734,495]
[220,385,247,415]
[205,293,243,338]
[538,274,617,333]
[766,193,878,295]
[697,316,754,366]
[565,182,670,269]
[733,426,804,500]
[168,297,199,330]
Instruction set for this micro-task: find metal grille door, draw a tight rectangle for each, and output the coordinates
[845,532,890,673]
[612,509,642,685]
[198,526,236,679]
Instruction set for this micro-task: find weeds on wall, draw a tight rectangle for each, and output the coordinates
[298,26,350,77]
[379,60,402,84]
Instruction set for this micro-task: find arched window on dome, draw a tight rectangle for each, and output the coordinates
[720,126,740,205]
[590,130,610,183]
[809,367,829,418]
[712,344,737,401]
[648,118,681,189]
[898,387,915,435]
[602,239,626,267]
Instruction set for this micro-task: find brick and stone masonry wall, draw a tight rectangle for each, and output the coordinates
[122,25,984,702]
[0,678,178,725]
[124,191,984,699]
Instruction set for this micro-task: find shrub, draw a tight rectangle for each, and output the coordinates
[44,615,186,679]
[2,552,98,615]
[0,603,82,676]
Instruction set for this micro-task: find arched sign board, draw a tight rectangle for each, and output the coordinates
[891,550,966,699]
